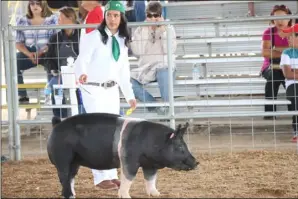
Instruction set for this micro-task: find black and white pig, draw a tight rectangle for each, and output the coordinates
[47,112,199,198]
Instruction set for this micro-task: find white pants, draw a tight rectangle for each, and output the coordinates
[80,84,120,185]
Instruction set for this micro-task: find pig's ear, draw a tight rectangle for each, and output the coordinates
[176,123,189,137]
[169,132,175,139]
[174,124,182,136]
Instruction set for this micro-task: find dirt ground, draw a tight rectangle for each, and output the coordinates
[1,122,298,198]
[2,150,298,198]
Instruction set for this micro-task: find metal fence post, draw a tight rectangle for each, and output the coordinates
[3,26,15,160]
[166,24,175,129]
[8,24,21,161]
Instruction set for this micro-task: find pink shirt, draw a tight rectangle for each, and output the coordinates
[261,26,289,72]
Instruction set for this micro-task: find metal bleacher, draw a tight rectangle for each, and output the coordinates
[7,1,298,126]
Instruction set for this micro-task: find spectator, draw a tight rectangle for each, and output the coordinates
[78,2,89,23]
[134,0,146,22]
[261,5,292,119]
[15,0,58,104]
[73,0,136,189]
[44,6,84,118]
[280,23,298,143]
[130,1,177,115]
[125,0,136,22]
[80,0,104,35]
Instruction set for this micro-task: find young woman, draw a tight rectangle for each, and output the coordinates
[73,0,137,190]
[15,0,58,104]
[261,5,292,119]
[44,6,85,118]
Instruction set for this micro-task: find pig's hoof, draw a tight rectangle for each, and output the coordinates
[118,190,131,198]
[147,189,160,197]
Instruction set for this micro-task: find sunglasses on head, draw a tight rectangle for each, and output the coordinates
[273,4,288,10]
[146,13,161,18]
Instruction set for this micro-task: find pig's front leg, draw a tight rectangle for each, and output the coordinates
[118,160,139,198]
[143,168,160,197]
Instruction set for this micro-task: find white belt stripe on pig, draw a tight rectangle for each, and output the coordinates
[117,117,144,160]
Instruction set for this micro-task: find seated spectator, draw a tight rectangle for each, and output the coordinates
[125,0,136,22]
[130,1,177,115]
[15,0,58,104]
[44,6,84,118]
[78,2,89,23]
[261,5,292,119]
[80,0,104,35]
[280,23,298,143]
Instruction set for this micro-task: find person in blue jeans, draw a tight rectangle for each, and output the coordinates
[129,1,177,115]
[44,7,86,118]
[15,0,58,103]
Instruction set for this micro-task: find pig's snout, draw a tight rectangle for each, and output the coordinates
[182,156,199,170]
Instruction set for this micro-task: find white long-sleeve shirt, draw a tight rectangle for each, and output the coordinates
[74,28,135,102]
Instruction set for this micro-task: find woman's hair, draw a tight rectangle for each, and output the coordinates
[26,0,53,19]
[59,6,78,24]
[270,4,292,26]
[97,12,130,47]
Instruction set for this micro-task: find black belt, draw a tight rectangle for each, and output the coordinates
[83,81,117,89]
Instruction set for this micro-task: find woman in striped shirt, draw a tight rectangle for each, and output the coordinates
[15,0,58,104]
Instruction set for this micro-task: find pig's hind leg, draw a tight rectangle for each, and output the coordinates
[69,163,80,197]
[142,168,160,197]
[53,150,77,198]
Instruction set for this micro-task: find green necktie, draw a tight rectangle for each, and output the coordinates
[112,36,120,61]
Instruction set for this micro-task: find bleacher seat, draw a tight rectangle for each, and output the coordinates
[4,1,297,127]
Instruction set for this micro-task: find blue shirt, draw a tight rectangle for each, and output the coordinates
[15,14,58,51]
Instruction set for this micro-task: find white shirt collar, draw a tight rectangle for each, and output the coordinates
[105,27,119,37]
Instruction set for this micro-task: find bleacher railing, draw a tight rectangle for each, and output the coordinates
[2,15,298,161]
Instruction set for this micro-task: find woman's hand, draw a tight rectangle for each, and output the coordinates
[26,52,37,64]
[79,74,87,83]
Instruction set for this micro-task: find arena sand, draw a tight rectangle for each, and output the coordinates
[2,151,298,198]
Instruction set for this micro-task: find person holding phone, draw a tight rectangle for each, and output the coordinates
[129,1,177,115]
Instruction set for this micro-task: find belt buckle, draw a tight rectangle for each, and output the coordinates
[103,82,107,89]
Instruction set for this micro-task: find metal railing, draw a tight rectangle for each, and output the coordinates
[2,14,298,161]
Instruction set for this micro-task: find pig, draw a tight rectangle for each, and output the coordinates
[47,112,199,198]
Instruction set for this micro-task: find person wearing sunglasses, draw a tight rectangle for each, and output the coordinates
[15,0,58,104]
[130,1,177,115]
[280,23,298,143]
[261,5,292,119]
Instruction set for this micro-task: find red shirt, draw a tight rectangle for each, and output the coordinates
[85,6,104,34]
